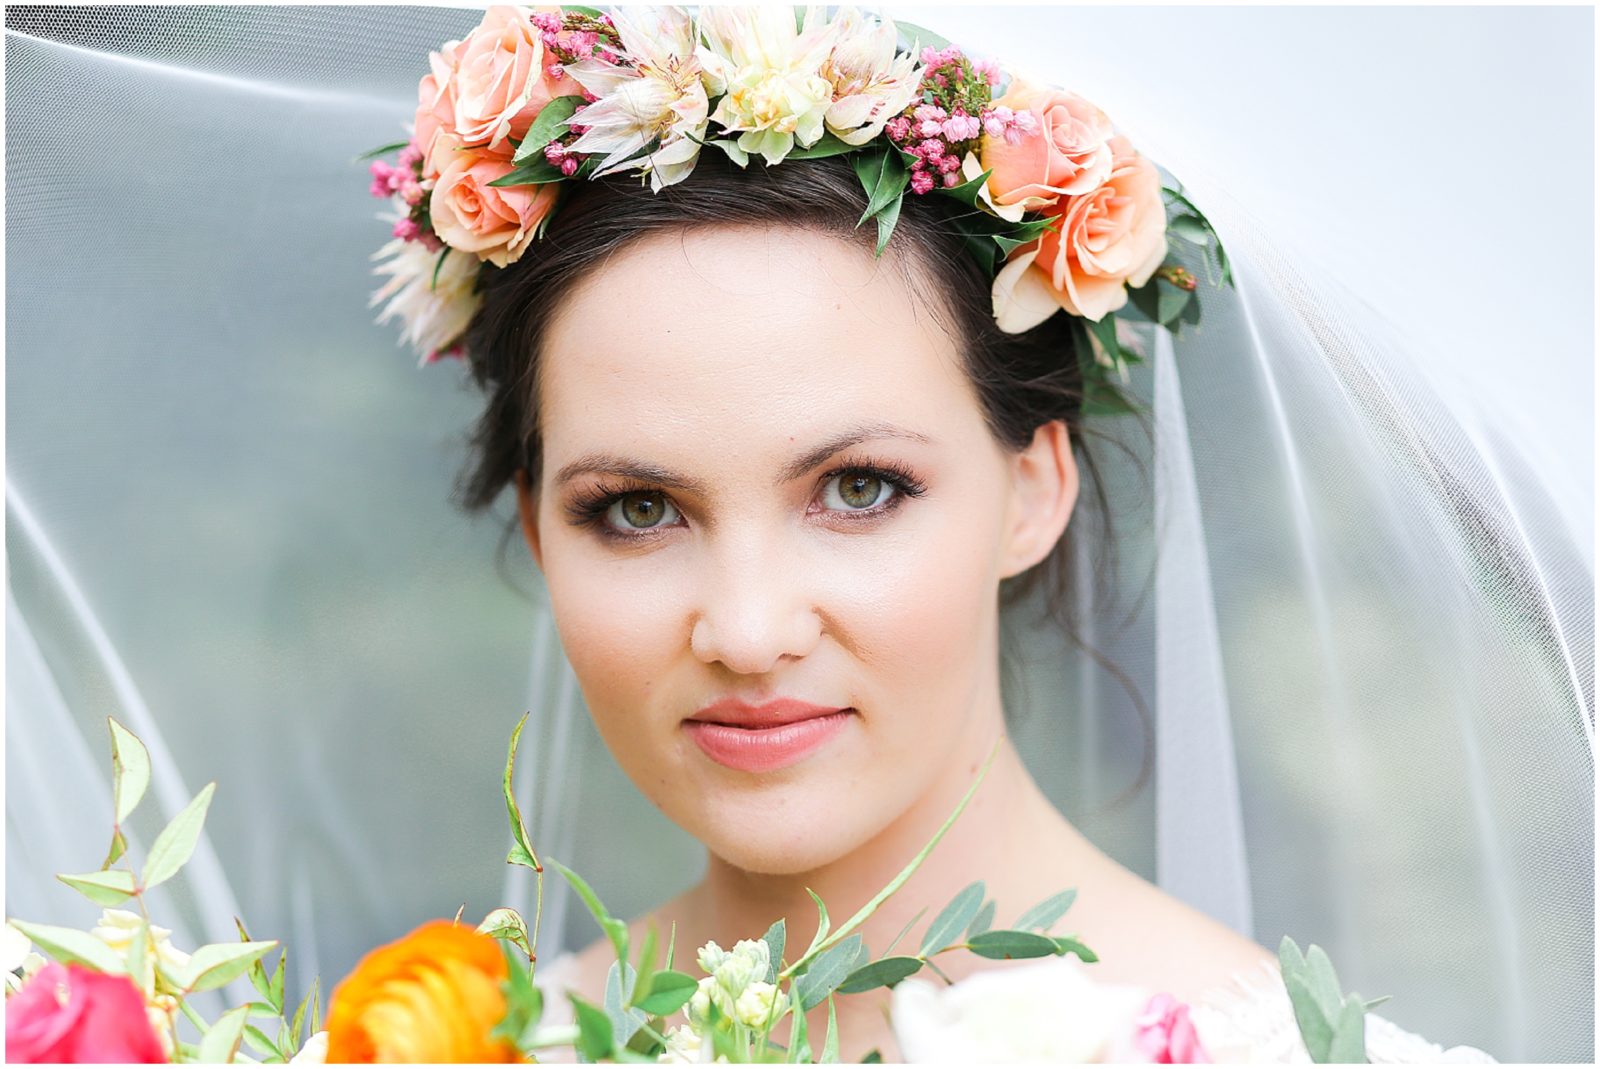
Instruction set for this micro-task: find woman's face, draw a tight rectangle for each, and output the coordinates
[519,224,1074,875]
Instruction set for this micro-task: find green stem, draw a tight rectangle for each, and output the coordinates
[526,1024,580,1049]
[779,739,1001,981]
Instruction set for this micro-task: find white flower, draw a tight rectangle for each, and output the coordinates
[369,232,482,365]
[659,1023,729,1063]
[564,6,709,191]
[3,924,46,995]
[696,5,841,164]
[290,1030,329,1064]
[820,7,921,146]
[711,939,769,1000]
[890,957,1154,1063]
[687,974,730,1026]
[90,908,191,984]
[733,981,789,1030]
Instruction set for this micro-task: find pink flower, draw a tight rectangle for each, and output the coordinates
[451,6,567,152]
[979,79,1116,213]
[991,134,1168,329]
[5,963,168,1063]
[428,141,560,267]
[1132,993,1212,1063]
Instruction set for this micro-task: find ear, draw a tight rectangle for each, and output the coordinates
[513,468,544,572]
[1000,420,1079,580]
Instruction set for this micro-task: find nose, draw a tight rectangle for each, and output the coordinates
[689,535,823,675]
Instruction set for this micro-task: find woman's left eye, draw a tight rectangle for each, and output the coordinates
[820,470,897,512]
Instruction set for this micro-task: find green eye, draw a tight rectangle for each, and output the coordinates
[826,471,892,511]
[615,492,676,529]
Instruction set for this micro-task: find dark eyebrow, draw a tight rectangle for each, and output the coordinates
[552,421,934,492]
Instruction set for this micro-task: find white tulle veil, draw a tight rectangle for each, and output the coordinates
[4,4,1592,1062]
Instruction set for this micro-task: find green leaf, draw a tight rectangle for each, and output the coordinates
[355,140,412,162]
[1085,314,1125,370]
[957,222,999,274]
[142,781,215,890]
[1363,995,1392,1010]
[1169,213,1211,245]
[966,929,1062,960]
[852,149,909,227]
[7,920,127,974]
[966,900,995,940]
[937,167,992,210]
[571,993,615,1061]
[632,970,696,1016]
[513,95,586,163]
[183,941,279,994]
[881,906,926,957]
[836,956,922,995]
[604,960,648,1050]
[761,919,785,985]
[1014,889,1077,933]
[795,934,866,1011]
[548,858,628,966]
[786,985,811,1063]
[1328,994,1369,1064]
[707,137,750,168]
[128,919,153,994]
[478,907,533,961]
[992,232,1040,259]
[57,869,138,907]
[269,950,286,1011]
[563,4,605,17]
[1179,287,1203,326]
[785,132,856,160]
[242,1022,280,1059]
[1126,277,1163,324]
[861,1050,884,1063]
[198,1006,250,1064]
[485,158,568,187]
[502,714,541,871]
[1285,971,1336,1061]
[820,995,841,1064]
[1157,280,1195,325]
[108,717,152,826]
[429,247,450,292]
[896,19,954,53]
[873,190,904,257]
[799,887,831,962]
[1051,935,1098,963]
[920,881,985,956]
[629,923,659,1007]
[101,828,128,870]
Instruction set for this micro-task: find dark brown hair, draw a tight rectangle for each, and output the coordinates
[453,150,1150,808]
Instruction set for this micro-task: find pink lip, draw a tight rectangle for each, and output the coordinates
[685,698,854,772]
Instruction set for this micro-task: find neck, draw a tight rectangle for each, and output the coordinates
[685,709,1107,979]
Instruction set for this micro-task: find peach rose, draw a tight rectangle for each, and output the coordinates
[451,6,565,154]
[414,39,464,179]
[324,919,519,1063]
[428,141,560,267]
[992,135,1168,330]
[979,81,1115,214]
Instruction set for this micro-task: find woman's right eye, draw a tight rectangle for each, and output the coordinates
[606,491,681,531]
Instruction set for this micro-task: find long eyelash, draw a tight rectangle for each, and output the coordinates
[820,456,929,505]
[563,478,657,528]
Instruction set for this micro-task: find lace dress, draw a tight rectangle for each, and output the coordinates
[530,952,1498,1063]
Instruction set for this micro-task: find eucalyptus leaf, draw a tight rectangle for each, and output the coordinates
[761,919,785,985]
[965,900,995,940]
[57,869,137,907]
[895,19,954,53]
[836,956,922,995]
[1304,945,1346,1021]
[7,920,126,974]
[502,714,540,871]
[795,934,866,1011]
[513,95,585,163]
[966,929,1062,960]
[1051,935,1098,963]
[549,858,628,966]
[143,781,215,890]
[108,717,151,825]
[198,1006,250,1064]
[882,906,927,957]
[920,881,984,956]
[1284,971,1335,1060]
[1327,994,1369,1064]
[1169,213,1211,245]
[184,941,279,994]
[604,960,648,1050]
[821,995,840,1064]
[1014,889,1077,933]
[632,969,696,1016]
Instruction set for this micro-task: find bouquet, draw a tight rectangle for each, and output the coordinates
[4,715,1385,1064]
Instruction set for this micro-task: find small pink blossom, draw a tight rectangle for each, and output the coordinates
[916,137,946,159]
[392,218,422,241]
[941,171,959,188]
[559,157,579,176]
[910,170,936,194]
[1132,993,1211,1063]
[913,104,948,122]
[885,116,912,142]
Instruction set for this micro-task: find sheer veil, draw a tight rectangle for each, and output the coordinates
[5,5,1592,1062]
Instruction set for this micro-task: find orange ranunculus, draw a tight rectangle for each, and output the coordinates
[324,920,520,1063]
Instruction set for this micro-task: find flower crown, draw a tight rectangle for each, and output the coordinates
[364,4,1231,415]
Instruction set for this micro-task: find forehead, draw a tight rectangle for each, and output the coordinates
[537,225,977,462]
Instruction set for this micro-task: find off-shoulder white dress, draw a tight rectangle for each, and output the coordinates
[530,952,1498,1063]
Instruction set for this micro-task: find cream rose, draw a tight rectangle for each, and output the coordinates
[992,135,1168,330]
[428,143,560,267]
[979,80,1116,215]
[450,5,564,154]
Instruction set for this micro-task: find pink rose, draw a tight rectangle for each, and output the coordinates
[450,6,565,154]
[414,38,465,179]
[979,81,1115,211]
[991,135,1168,329]
[5,962,167,1063]
[428,144,560,267]
[1132,992,1211,1064]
